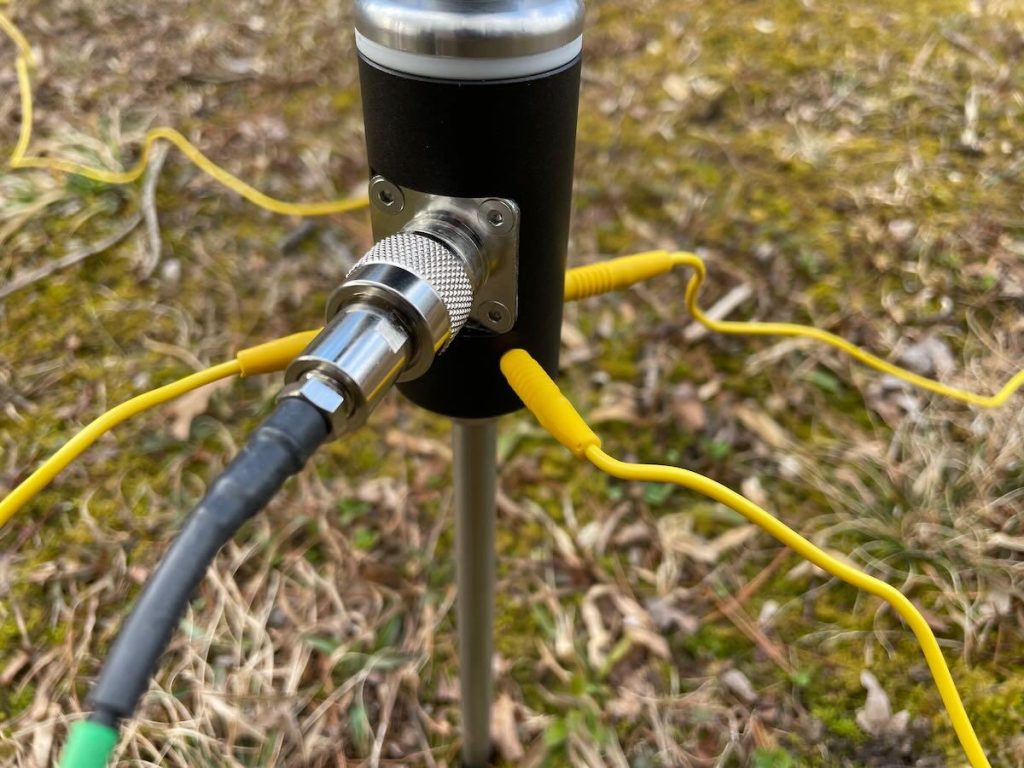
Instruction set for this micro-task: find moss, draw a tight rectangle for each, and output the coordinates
[494,600,539,663]
[813,702,865,744]
[680,622,750,661]
[941,665,1024,765]
[4,0,1024,762]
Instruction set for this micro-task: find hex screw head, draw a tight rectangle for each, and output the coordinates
[480,300,512,332]
[480,199,516,234]
[279,373,350,437]
[370,177,405,214]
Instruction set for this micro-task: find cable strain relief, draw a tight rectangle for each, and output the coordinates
[59,720,118,768]
[86,708,119,729]
[500,349,600,458]
[564,250,674,301]
[236,330,321,377]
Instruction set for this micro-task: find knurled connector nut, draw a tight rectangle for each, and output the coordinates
[278,373,350,437]
[344,233,473,331]
[326,232,476,380]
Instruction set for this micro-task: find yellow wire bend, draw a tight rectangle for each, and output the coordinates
[0,360,240,528]
[0,330,325,528]
[669,250,1024,408]
[500,347,991,768]
[0,12,369,217]
[564,249,1024,408]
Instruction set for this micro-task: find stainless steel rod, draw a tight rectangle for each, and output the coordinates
[453,419,497,767]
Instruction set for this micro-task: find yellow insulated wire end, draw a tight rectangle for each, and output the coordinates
[499,350,991,768]
[563,250,675,301]
[235,329,321,377]
[0,329,327,529]
[565,248,1023,409]
[500,349,600,458]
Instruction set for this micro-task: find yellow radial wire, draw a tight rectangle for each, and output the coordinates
[670,250,1024,408]
[0,12,369,217]
[500,347,991,768]
[0,330,319,528]
[0,360,241,528]
[585,447,991,768]
[563,249,1023,408]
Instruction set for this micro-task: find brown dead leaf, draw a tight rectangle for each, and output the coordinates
[720,669,758,704]
[29,704,58,768]
[590,398,638,425]
[606,693,644,720]
[856,671,909,737]
[670,383,706,431]
[0,650,31,686]
[613,521,651,548]
[554,607,576,661]
[734,404,791,450]
[645,596,698,635]
[609,593,670,659]
[492,694,524,762]
[167,378,232,440]
[385,430,452,460]
[663,73,691,102]
[560,321,588,351]
[741,476,770,508]
[536,640,572,683]
[658,515,758,564]
[987,533,1024,553]
[581,587,613,668]
[896,335,955,377]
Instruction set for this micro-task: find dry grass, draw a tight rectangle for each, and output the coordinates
[2,0,1024,766]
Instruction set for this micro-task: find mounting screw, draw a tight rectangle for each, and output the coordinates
[480,199,516,234]
[480,300,513,333]
[370,177,405,214]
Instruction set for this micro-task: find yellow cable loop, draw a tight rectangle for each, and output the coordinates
[499,347,991,768]
[564,249,1024,408]
[0,12,370,217]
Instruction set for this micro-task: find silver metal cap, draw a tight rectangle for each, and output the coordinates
[355,0,584,79]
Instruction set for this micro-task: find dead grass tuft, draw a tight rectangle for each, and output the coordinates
[2,0,1024,766]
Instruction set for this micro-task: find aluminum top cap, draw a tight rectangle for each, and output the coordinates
[355,1,584,78]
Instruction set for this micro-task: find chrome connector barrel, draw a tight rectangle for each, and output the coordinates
[280,229,483,438]
[332,231,477,374]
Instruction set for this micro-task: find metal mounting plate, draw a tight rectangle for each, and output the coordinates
[368,176,520,334]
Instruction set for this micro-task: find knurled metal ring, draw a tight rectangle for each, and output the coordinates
[345,233,474,336]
